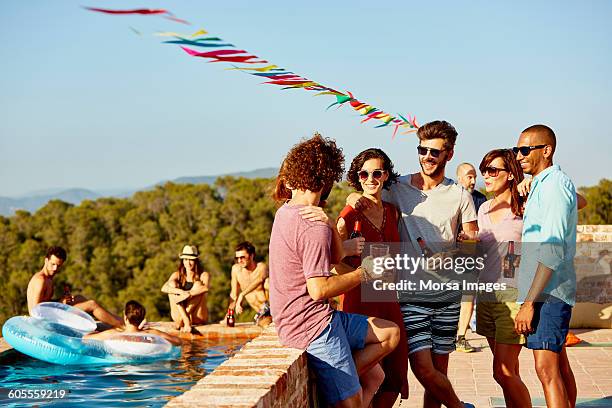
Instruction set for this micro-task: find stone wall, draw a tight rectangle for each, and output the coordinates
[165,325,311,408]
[573,225,612,328]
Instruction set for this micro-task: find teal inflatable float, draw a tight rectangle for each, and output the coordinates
[2,302,180,365]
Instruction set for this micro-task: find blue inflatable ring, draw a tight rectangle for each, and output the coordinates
[2,303,180,365]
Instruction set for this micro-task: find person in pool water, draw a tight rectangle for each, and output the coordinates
[84,300,181,346]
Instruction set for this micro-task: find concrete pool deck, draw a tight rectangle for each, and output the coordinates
[394,328,612,408]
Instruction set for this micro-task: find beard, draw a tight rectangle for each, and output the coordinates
[419,157,447,178]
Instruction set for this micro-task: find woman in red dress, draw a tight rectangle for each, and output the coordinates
[337,148,409,407]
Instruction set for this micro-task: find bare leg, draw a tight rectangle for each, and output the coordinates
[184,283,208,324]
[409,349,463,408]
[493,343,531,408]
[457,297,474,338]
[169,295,184,330]
[360,363,384,408]
[559,347,577,408]
[352,317,400,376]
[72,296,122,328]
[175,303,192,333]
[334,390,362,408]
[372,390,399,408]
[533,349,570,408]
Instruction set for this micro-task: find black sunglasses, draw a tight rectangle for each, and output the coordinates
[481,166,507,177]
[512,145,546,156]
[417,145,445,158]
[358,169,386,180]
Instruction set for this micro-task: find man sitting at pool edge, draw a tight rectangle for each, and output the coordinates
[84,300,181,346]
[26,246,123,328]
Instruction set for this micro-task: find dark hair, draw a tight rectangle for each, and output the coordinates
[235,241,255,255]
[521,124,556,154]
[125,300,146,326]
[46,246,67,261]
[417,120,458,150]
[176,258,203,288]
[479,149,525,216]
[279,133,344,195]
[347,148,400,191]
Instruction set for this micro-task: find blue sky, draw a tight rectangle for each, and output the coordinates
[1,1,610,197]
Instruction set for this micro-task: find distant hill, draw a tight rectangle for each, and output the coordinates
[0,188,100,216]
[0,167,278,216]
[167,167,277,185]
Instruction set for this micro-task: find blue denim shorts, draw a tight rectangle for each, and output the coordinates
[526,295,572,353]
[306,311,369,405]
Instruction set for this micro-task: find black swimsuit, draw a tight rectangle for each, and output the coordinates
[182,281,194,291]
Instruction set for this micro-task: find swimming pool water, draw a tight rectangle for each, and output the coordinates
[0,338,244,407]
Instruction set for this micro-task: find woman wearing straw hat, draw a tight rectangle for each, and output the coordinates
[161,245,210,333]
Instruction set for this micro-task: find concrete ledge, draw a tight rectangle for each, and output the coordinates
[150,321,264,339]
[0,337,12,356]
[165,324,310,408]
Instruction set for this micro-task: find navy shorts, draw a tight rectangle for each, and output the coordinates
[306,311,369,405]
[526,295,572,353]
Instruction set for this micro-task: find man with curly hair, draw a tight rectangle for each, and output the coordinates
[269,133,401,408]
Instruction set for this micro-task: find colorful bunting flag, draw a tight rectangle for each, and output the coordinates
[84,6,419,136]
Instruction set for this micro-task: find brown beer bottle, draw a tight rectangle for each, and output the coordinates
[350,220,362,239]
[227,309,235,327]
[503,241,516,278]
[417,237,433,257]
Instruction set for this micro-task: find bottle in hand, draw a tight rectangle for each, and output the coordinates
[350,220,362,239]
[226,308,235,327]
[417,237,433,257]
[503,241,516,278]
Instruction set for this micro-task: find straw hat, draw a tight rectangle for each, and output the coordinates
[178,245,199,260]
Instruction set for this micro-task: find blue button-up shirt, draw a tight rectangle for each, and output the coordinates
[518,165,577,306]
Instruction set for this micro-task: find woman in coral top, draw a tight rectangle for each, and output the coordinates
[337,148,409,407]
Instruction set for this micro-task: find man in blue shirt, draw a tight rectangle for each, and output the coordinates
[514,124,577,408]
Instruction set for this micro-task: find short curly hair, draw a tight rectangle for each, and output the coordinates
[347,148,399,191]
[279,133,344,195]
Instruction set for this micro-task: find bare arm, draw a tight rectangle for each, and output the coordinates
[229,266,240,301]
[514,263,553,334]
[329,221,345,264]
[461,220,478,233]
[188,272,210,297]
[337,217,365,258]
[26,275,46,315]
[148,328,182,346]
[337,217,349,240]
[161,272,185,296]
[306,268,363,301]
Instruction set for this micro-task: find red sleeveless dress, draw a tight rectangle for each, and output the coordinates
[338,202,409,398]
